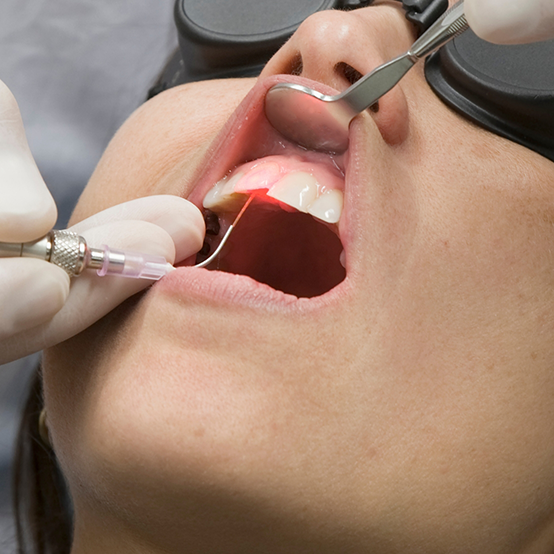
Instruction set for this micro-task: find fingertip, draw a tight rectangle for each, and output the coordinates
[0,194,58,242]
[139,196,206,262]
[465,0,500,42]
[465,0,545,45]
[0,79,19,113]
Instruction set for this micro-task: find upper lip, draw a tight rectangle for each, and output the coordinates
[170,73,366,304]
[185,74,351,209]
[156,74,365,306]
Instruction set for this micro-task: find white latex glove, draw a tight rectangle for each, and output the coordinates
[465,0,554,44]
[0,80,205,364]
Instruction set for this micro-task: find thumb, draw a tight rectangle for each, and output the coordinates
[0,80,57,242]
[465,0,554,44]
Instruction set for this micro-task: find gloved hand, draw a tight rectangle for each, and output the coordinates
[0,80,205,364]
[465,0,554,44]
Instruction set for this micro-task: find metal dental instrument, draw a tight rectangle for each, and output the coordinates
[194,194,255,268]
[0,230,174,280]
[0,195,255,278]
[264,0,468,153]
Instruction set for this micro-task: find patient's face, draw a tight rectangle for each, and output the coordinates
[43,3,554,553]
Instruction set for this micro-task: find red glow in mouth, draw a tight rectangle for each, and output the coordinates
[162,75,360,306]
[193,191,345,298]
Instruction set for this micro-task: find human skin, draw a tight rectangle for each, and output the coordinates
[43,2,554,553]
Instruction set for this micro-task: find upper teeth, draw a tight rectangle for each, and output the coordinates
[306,188,343,224]
[202,155,344,225]
[267,172,318,213]
[202,172,246,212]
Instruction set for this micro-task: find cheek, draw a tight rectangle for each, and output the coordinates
[70,79,255,224]
[39,53,554,547]
[404,82,554,289]
[41,295,374,533]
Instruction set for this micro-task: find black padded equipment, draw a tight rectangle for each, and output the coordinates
[152,0,445,89]
[426,30,554,162]
[148,0,554,163]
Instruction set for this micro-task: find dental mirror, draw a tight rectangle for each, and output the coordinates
[264,0,468,153]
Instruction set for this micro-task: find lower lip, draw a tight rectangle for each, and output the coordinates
[154,266,350,313]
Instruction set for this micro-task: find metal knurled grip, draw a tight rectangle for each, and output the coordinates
[50,230,86,277]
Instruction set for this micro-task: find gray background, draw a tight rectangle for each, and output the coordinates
[0,0,177,548]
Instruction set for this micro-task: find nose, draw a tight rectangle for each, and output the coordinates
[260,6,416,146]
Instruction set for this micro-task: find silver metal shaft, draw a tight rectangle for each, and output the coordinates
[0,230,89,276]
[0,230,120,277]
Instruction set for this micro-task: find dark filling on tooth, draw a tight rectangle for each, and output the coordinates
[203,209,220,236]
[198,241,211,256]
[196,209,220,264]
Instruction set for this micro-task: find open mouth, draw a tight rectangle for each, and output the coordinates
[178,75,353,302]
[195,154,346,298]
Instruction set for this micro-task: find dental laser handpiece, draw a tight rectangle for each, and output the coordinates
[0,229,174,280]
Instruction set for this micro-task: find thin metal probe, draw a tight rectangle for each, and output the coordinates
[194,194,255,268]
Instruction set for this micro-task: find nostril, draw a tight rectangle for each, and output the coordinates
[335,62,363,86]
[335,62,379,113]
[288,53,303,77]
